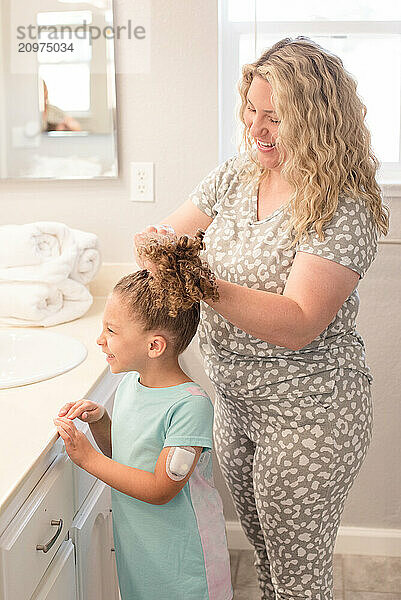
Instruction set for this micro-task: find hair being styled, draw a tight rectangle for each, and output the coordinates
[113,229,219,356]
[237,36,389,247]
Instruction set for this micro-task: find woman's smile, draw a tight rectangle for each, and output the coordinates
[256,138,276,152]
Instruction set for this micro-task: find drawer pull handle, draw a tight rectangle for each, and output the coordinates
[36,519,63,553]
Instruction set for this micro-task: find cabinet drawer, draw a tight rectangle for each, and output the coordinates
[31,539,76,600]
[0,454,74,600]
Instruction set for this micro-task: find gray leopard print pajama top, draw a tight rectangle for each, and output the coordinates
[189,153,379,401]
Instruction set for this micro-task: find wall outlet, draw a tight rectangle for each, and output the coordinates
[130,162,154,202]
[12,126,40,148]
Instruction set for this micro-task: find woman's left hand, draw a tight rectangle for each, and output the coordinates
[134,225,175,275]
[133,231,158,275]
[53,416,97,469]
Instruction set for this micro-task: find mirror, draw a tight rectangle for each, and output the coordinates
[1,0,118,179]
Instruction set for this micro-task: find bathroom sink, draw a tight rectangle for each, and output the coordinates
[0,329,87,390]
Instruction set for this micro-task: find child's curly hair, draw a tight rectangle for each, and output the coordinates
[113,229,220,356]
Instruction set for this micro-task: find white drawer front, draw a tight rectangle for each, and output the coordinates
[31,539,76,600]
[0,454,74,600]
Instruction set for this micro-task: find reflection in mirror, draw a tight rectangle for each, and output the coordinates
[2,0,118,179]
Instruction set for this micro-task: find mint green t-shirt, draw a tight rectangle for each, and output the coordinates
[111,371,233,600]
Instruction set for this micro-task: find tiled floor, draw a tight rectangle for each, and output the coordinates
[229,550,401,600]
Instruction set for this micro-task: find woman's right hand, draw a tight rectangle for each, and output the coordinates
[57,399,105,423]
[133,224,176,269]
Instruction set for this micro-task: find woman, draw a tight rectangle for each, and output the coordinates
[134,37,389,600]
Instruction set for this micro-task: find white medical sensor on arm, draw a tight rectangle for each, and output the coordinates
[166,446,197,481]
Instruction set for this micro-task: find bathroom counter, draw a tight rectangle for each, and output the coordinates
[0,296,112,516]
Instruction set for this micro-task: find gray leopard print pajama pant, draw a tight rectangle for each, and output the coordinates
[213,368,373,600]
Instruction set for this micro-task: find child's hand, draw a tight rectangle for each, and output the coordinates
[53,416,97,469]
[57,399,105,423]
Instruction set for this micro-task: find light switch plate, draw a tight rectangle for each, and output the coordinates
[130,162,154,202]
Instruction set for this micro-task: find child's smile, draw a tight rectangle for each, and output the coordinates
[96,291,147,373]
[96,290,173,376]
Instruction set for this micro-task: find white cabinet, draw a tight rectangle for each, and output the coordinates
[0,370,124,600]
[30,540,76,600]
[71,480,119,600]
[0,454,75,600]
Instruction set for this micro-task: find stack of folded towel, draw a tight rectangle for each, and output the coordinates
[0,222,101,327]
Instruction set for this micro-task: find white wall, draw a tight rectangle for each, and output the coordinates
[1,0,219,258]
[1,0,400,535]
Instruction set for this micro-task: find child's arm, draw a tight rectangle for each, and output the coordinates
[88,411,112,458]
[84,445,203,505]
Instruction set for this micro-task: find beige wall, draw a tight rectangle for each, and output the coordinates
[2,0,400,533]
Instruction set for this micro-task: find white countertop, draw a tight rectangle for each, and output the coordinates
[0,297,111,516]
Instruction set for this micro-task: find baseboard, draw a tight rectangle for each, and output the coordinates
[225,520,401,557]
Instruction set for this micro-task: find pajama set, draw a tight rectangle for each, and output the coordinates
[189,152,379,600]
[111,371,233,600]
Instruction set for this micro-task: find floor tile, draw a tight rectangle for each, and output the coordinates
[233,586,262,600]
[333,553,344,592]
[229,550,240,585]
[235,550,259,587]
[343,555,401,593]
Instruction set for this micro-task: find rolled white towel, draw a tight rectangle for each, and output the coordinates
[0,245,76,284]
[0,279,93,327]
[0,222,101,285]
[0,280,63,321]
[0,222,73,268]
[69,228,101,285]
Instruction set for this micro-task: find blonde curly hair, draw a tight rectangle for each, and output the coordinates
[113,229,219,356]
[237,36,390,247]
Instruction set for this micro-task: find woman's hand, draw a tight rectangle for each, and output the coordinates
[53,416,97,469]
[133,230,155,271]
[133,224,175,273]
[57,399,105,423]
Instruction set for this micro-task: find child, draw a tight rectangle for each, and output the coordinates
[53,229,233,600]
